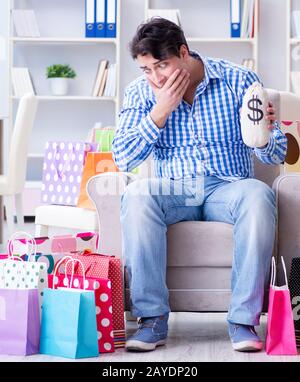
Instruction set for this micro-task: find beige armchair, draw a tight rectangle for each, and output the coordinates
[86,89,300,314]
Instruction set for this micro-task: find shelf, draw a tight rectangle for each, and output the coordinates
[10,37,118,45]
[25,180,42,188]
[12,96,117,102]
[186,37,256,43]
[290,38,300,45]
[28,153,44,159]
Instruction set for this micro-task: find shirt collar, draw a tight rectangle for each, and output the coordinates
[189,50,223,80]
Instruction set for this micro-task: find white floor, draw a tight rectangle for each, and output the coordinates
[0,221,299,362]
[0,312,299,362]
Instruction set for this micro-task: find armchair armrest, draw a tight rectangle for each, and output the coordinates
[86,172,137,257]
[272,173,300,284]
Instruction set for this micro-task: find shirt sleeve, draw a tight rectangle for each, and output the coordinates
[112,84,163,172]
[238,70,288,165]
[253,121,287,165]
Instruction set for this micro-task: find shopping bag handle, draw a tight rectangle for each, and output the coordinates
[66,258,87,289]
[271,256,288,287]
[7,231,37,261]
[52,255,74,289]
[53,256,87,290]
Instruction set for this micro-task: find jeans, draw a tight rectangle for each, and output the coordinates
[120,175,276,326]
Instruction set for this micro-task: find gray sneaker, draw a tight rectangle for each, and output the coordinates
[125,314,169,352]
[228,323,263,352]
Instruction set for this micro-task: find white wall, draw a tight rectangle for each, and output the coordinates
[120,0,289,100]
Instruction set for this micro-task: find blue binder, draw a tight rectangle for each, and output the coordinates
[230,0,241,38]
[105,0,117,38]
[85,0,96,38]
[96,0,106,37]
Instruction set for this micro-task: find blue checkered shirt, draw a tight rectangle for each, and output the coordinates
[112,52,287,181]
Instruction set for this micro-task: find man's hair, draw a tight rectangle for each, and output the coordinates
[129,17,189,60]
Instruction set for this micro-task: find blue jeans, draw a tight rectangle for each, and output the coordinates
[120,176,276,326]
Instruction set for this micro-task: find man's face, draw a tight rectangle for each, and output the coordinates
[137,53,185,89]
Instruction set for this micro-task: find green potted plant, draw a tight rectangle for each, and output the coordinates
[46,64,76,96]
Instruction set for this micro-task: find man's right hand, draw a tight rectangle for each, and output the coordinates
[148,68,190,128]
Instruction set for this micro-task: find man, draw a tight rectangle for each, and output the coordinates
[112,18,287,352]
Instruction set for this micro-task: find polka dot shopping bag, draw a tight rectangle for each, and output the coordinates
[0,231,48,316]
[41,141,98,206]
[67,252,126,348]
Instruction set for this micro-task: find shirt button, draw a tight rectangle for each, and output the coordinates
[194,134,198,139]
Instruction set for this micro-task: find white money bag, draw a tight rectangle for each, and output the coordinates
[240,81,270,148]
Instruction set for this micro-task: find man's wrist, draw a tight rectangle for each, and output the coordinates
[150,105,170,129]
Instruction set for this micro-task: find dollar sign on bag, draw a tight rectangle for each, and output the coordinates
[247,95,264,125]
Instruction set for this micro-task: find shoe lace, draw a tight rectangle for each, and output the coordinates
[234,324,256,335]
[137,317,159,329]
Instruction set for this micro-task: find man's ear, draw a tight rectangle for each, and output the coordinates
[180,44,189,60]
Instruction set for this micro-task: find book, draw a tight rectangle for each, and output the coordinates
[291,71,300,95]
[98,67,108,96]
[292,10,300,38]
[240,0,255,38]
[147,9,181,26]
[11,67,35,97]
[103,63,117,97]
[12,9,40,37]
[241,58,255,70]
[92,60,108,97]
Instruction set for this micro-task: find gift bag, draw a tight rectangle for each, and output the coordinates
[266,256,298,355]
[49,256,115,353]
[2,232,48,314]
[41,141,97,206]
[10,231,99,274]
[77,152,119,210]
[0,288,40,355]
[40,257,99,359]
[288,257,300,347]
[94,127,115,152]
[67,252,125,347]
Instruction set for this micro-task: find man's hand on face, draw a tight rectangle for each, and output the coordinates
[148,68,190,128]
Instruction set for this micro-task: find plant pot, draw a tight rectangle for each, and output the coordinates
[49,78,69,96]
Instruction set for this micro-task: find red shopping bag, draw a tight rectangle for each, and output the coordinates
[266,256,298,355]
[48,256,115,353]
[66,252,125,348]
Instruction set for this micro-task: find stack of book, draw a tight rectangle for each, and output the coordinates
[241,58,255,70]
[231,0,255,38]
[291,72,300,95]
[11,67,35,97]
[92,60,116,97]
[12,9,40,37]
[292,10,300,38]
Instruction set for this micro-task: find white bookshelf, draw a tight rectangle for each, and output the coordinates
[287,0,300,93]
[3,0,121,216]
[144,0,259,72]
[11,37,118,44]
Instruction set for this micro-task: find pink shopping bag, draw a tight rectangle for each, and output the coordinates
[266,256,298,355]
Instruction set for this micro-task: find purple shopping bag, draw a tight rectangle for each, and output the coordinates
[266,256,298,355]
[0,289,40,355]
[41,141,98,206]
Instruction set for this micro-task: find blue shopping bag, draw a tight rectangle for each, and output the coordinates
[40,287,98,358]
[40,257,98,359]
